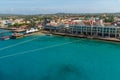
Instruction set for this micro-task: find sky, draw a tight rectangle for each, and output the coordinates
[0,0,120,14]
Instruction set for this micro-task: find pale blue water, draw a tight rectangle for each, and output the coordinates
[0,31,120,80]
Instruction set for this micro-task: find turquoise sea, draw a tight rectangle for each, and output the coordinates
[0,30,120,80]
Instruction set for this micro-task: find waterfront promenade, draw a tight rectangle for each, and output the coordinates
[49,32,120,42]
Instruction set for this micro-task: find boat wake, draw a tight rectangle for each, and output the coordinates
[0,36,50,51]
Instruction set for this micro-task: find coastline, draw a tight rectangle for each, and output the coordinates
[1,27,120,43]
[47,32,120,43]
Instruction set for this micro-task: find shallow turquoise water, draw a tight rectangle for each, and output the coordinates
[0,29,11,37]
[0,34,120,80]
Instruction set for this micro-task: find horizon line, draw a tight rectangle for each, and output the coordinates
[0,12,120,15]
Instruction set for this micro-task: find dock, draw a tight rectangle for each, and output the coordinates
[11,29,26,33]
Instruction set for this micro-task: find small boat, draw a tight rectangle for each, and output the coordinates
[0,36,10,40]
[46,33,52,36]
[10,33,24,39]
[26,28,39,34]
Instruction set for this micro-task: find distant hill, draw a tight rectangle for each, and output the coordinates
[0,14,26,17]
[0,13,120,17]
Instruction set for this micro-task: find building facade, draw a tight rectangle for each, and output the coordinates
[69,24,120,38]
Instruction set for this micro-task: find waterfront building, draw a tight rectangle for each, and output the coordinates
[69,24,120,38]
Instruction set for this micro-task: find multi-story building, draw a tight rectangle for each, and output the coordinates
[69,25,120,38]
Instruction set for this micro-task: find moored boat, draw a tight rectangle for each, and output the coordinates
[10,33,24,39]
[0,36,10,40]
[25,28,39,34]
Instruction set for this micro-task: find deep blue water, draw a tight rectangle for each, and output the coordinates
[0,32,120,80]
